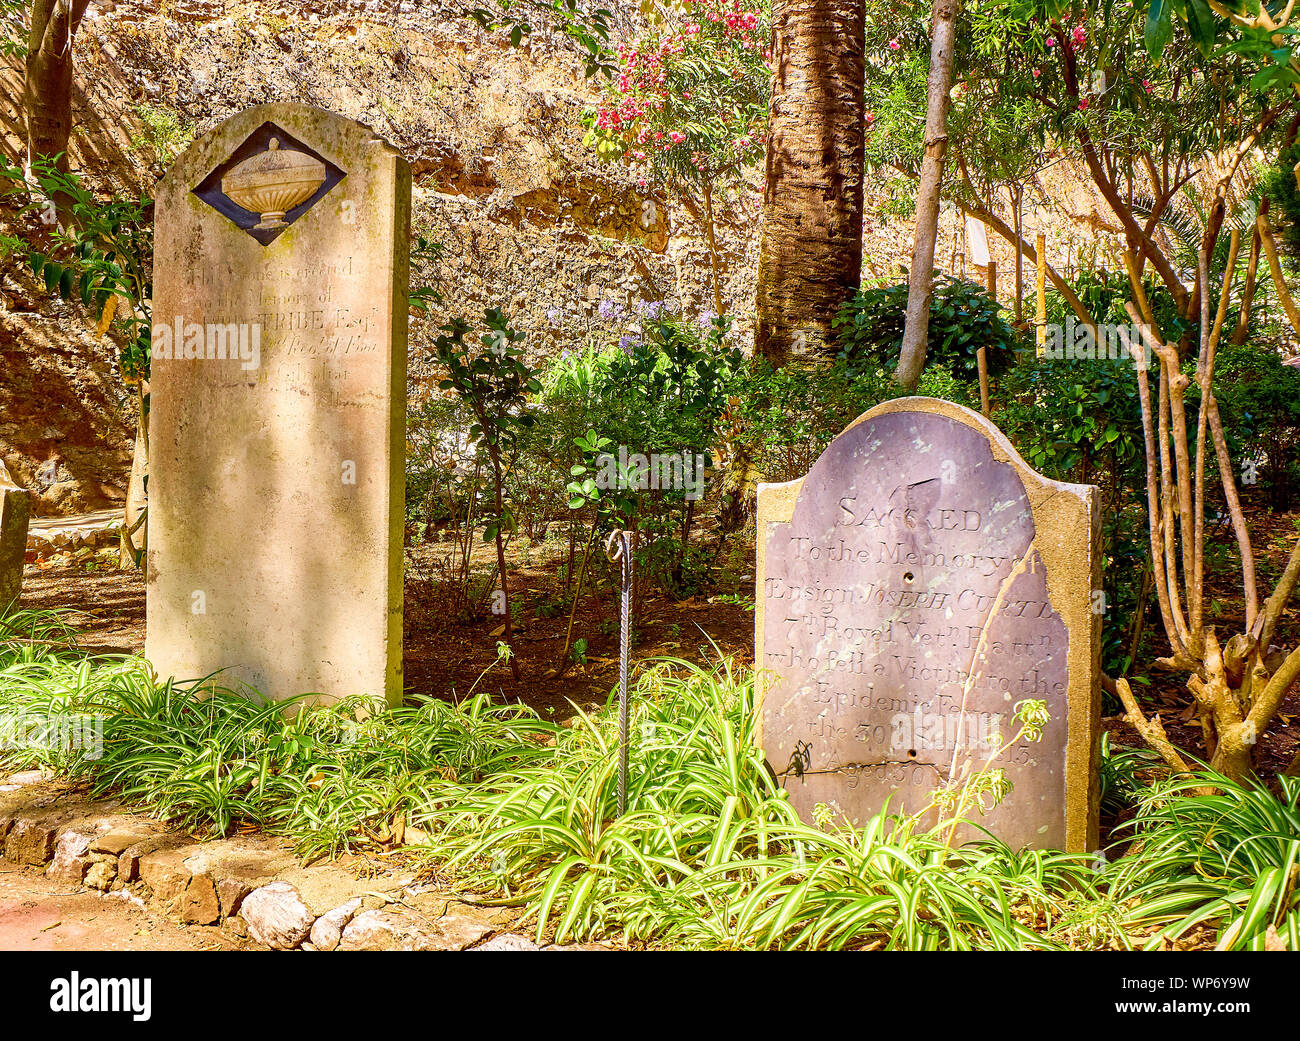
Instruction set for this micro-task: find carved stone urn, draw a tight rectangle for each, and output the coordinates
[221,138,326,230]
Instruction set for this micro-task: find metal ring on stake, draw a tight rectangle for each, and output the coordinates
[605,529,632,815]
[604,529,628,564]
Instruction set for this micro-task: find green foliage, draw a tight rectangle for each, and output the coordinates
[1261,141,1300,258]
[17,612,1300,951]
[1136,0,1296,94]
[834,276,1022,382]
[432,308,540,453]
[565,428,636,523]
[0,157,153,381]
[721,356,978,489]
[997,353,1148,674]
[0,0,24,58]
[428,308,541,544]
[1111,771,1300,950]
[0,616,1109,949]
[532,313,744,597]
[129,103,196,169]
[468,0,616,77]
[1097,734,1162,817]
[1200,345,1300,508]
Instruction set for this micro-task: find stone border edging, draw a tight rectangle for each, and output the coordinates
[0,773,608,951]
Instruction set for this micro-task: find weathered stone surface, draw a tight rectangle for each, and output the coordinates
[146,102,409,706]
[429,914,495,950]
[241,881,316,949]
[755,398,1101,851]
[91,826,160,856]
[5,770,48,787]
[473,933,541,951]
[46,827,95,884]
[84,857,118,891]
[183,839,297,873]
[216,877,254,919]
[137,845,199,908]
[337,909,443,951]
[276,863,387,916]
[0,481,31,611]
[181,875,222,925]
[118,834,187,883]
[309,896,363,952]
[5,819,56,865]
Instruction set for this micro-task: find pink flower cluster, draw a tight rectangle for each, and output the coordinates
[594,0,769,170]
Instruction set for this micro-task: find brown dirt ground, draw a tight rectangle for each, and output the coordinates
[0,860,247,951]
[17,504,1300,768]
[19,529,756,722]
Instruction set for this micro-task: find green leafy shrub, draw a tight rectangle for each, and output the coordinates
[1110,771,1300,950]
[1,614,1120,950]
[833,276,1023,382]
[1261,140,1300,258]
[996,356,1148,676]
[1202,346,1300,508]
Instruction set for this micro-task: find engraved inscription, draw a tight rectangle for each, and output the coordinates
[760,410,1070,849]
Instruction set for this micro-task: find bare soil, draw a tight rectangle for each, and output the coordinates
[19,532,756,722]
[0,861,246,951]
[18,504,1300,760]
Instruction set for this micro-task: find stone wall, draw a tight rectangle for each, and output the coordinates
[0,0,1171,513]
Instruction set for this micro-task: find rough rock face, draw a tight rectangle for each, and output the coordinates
[1,0,759,507]
[0,299,136,516]
[0,0,1135,509]
[240,881,317,949]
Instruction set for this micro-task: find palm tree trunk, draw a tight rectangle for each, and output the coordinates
[754,0,865,365]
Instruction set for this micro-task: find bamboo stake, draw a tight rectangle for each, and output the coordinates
[978,260,994,417]
[1258,213,1300,339]
[1035,231,1047,357]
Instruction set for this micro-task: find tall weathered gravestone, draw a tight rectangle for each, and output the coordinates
[756,398,1100,851]
[0,463,31,612]
[147,104,409,705]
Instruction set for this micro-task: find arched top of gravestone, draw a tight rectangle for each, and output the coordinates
[762,396,1094,525]
[160,104,405,246]
[760,396,1097,648]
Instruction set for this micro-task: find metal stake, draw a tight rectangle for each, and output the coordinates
[605,529,632,815]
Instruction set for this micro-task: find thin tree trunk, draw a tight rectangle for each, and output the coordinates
[701,181,725,317]
[557,522,598,675]
[119,387,148,570]
[24,0,90,183]
[754,0,865,365]
[1231,223,1262,346]
[1011,183,1023,323]
[896,0,962,391]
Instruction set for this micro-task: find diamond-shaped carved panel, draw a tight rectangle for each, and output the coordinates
[192,122,346,245]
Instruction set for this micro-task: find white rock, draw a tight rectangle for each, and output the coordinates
[472,933,542,951]
[46,828,94,884]
[309,896,363,952]
[241,882,316,949]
